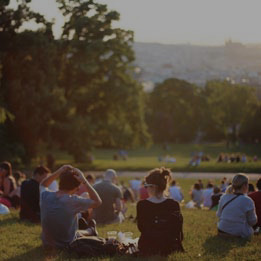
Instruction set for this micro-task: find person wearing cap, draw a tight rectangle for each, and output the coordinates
[93,169,124,224]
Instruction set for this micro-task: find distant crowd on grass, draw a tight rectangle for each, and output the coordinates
[0,160,261,258]
[157,151,259,167]
[189,152,259,166]
[216,153,258,163]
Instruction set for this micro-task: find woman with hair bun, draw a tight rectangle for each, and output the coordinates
[136,167,184,256]
[217,173,257,238]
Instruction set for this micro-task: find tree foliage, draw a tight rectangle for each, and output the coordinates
[147,78,202,143]
[202,80,258,143]
[0,0,150,163]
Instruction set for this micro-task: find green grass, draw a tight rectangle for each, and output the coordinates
[48,143,261,173]
[1,178,261,261]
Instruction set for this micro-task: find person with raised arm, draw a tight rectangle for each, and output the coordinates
[40,165,102,250]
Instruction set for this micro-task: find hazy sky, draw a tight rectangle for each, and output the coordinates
[20,0,261,45]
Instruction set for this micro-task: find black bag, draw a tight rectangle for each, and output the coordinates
[69,236,137,258]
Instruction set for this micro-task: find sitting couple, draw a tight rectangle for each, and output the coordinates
[40,166,184,257]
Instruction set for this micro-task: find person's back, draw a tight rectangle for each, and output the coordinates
[203,184,214,208]
[217,174,257,238]
[93,179,122,224]
[137,198,183,256]
[191,183,203,208]
[20,179,41,222]
[248,178,261,228]
[169,185,183,202]
[40,166,101,249]
[41,190,92,248]
[137,168,184,257]
[20,166,50,223]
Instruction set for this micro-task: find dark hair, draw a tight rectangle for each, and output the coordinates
[13,171,24,186]
[194,183,201,190]
[86,173,95,182]
[59,169,81,191]
[145,167,171,194]
[0,161,12,177]
[257,178,261,190]
[171,180,176,186]
[248,183,255,192]
[33,166,50,176]
[207,182,214,188]
[213,186,221,194]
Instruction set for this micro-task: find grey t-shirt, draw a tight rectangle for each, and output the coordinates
[40,186,93,248]
[217,194,257,238]
[93,180,122,224]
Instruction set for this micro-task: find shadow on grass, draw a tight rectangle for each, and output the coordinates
[3,246,44,261]
[203,235,247,258]
[0,215,41,227]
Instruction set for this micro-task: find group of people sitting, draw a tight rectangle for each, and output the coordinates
[217,153,258,163]
[0,160,260,257]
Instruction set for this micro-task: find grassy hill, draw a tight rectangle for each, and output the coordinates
[48,143,261,173]
[1,178,261,261]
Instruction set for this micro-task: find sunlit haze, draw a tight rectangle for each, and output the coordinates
[15,0,261,45]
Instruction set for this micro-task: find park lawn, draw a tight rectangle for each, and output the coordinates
[1,178,261,261]
[50,143,261,173]
[1,208,261,261]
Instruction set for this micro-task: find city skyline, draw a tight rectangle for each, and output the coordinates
[13,0,261,46]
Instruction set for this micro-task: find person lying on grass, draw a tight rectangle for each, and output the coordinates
[40,165,102,250]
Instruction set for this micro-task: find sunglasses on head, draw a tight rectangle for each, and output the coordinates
[144,183,156,188]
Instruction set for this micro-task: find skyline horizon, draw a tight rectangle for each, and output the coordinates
[133,39,261,47]
[9,0,261,46]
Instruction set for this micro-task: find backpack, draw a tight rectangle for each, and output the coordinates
[68,236,137,258]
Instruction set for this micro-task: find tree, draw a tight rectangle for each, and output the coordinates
[240,102,261,143]
[203,80,258,144]
[147,78,201,143]
[1,0,150,163]
[54,0,150,161]
[0,0,60,163]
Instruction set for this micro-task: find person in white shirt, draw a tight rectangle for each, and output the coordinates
[169,180,184,202]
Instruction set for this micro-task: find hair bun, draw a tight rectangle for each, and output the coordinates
[161,168,171,178]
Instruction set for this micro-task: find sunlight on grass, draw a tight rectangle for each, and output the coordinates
[0,178,260,261]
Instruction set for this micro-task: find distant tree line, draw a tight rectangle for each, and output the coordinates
[1,0,260,165]
[146,78,261,145]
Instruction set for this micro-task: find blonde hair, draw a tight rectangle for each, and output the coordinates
[226,173,248,194]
